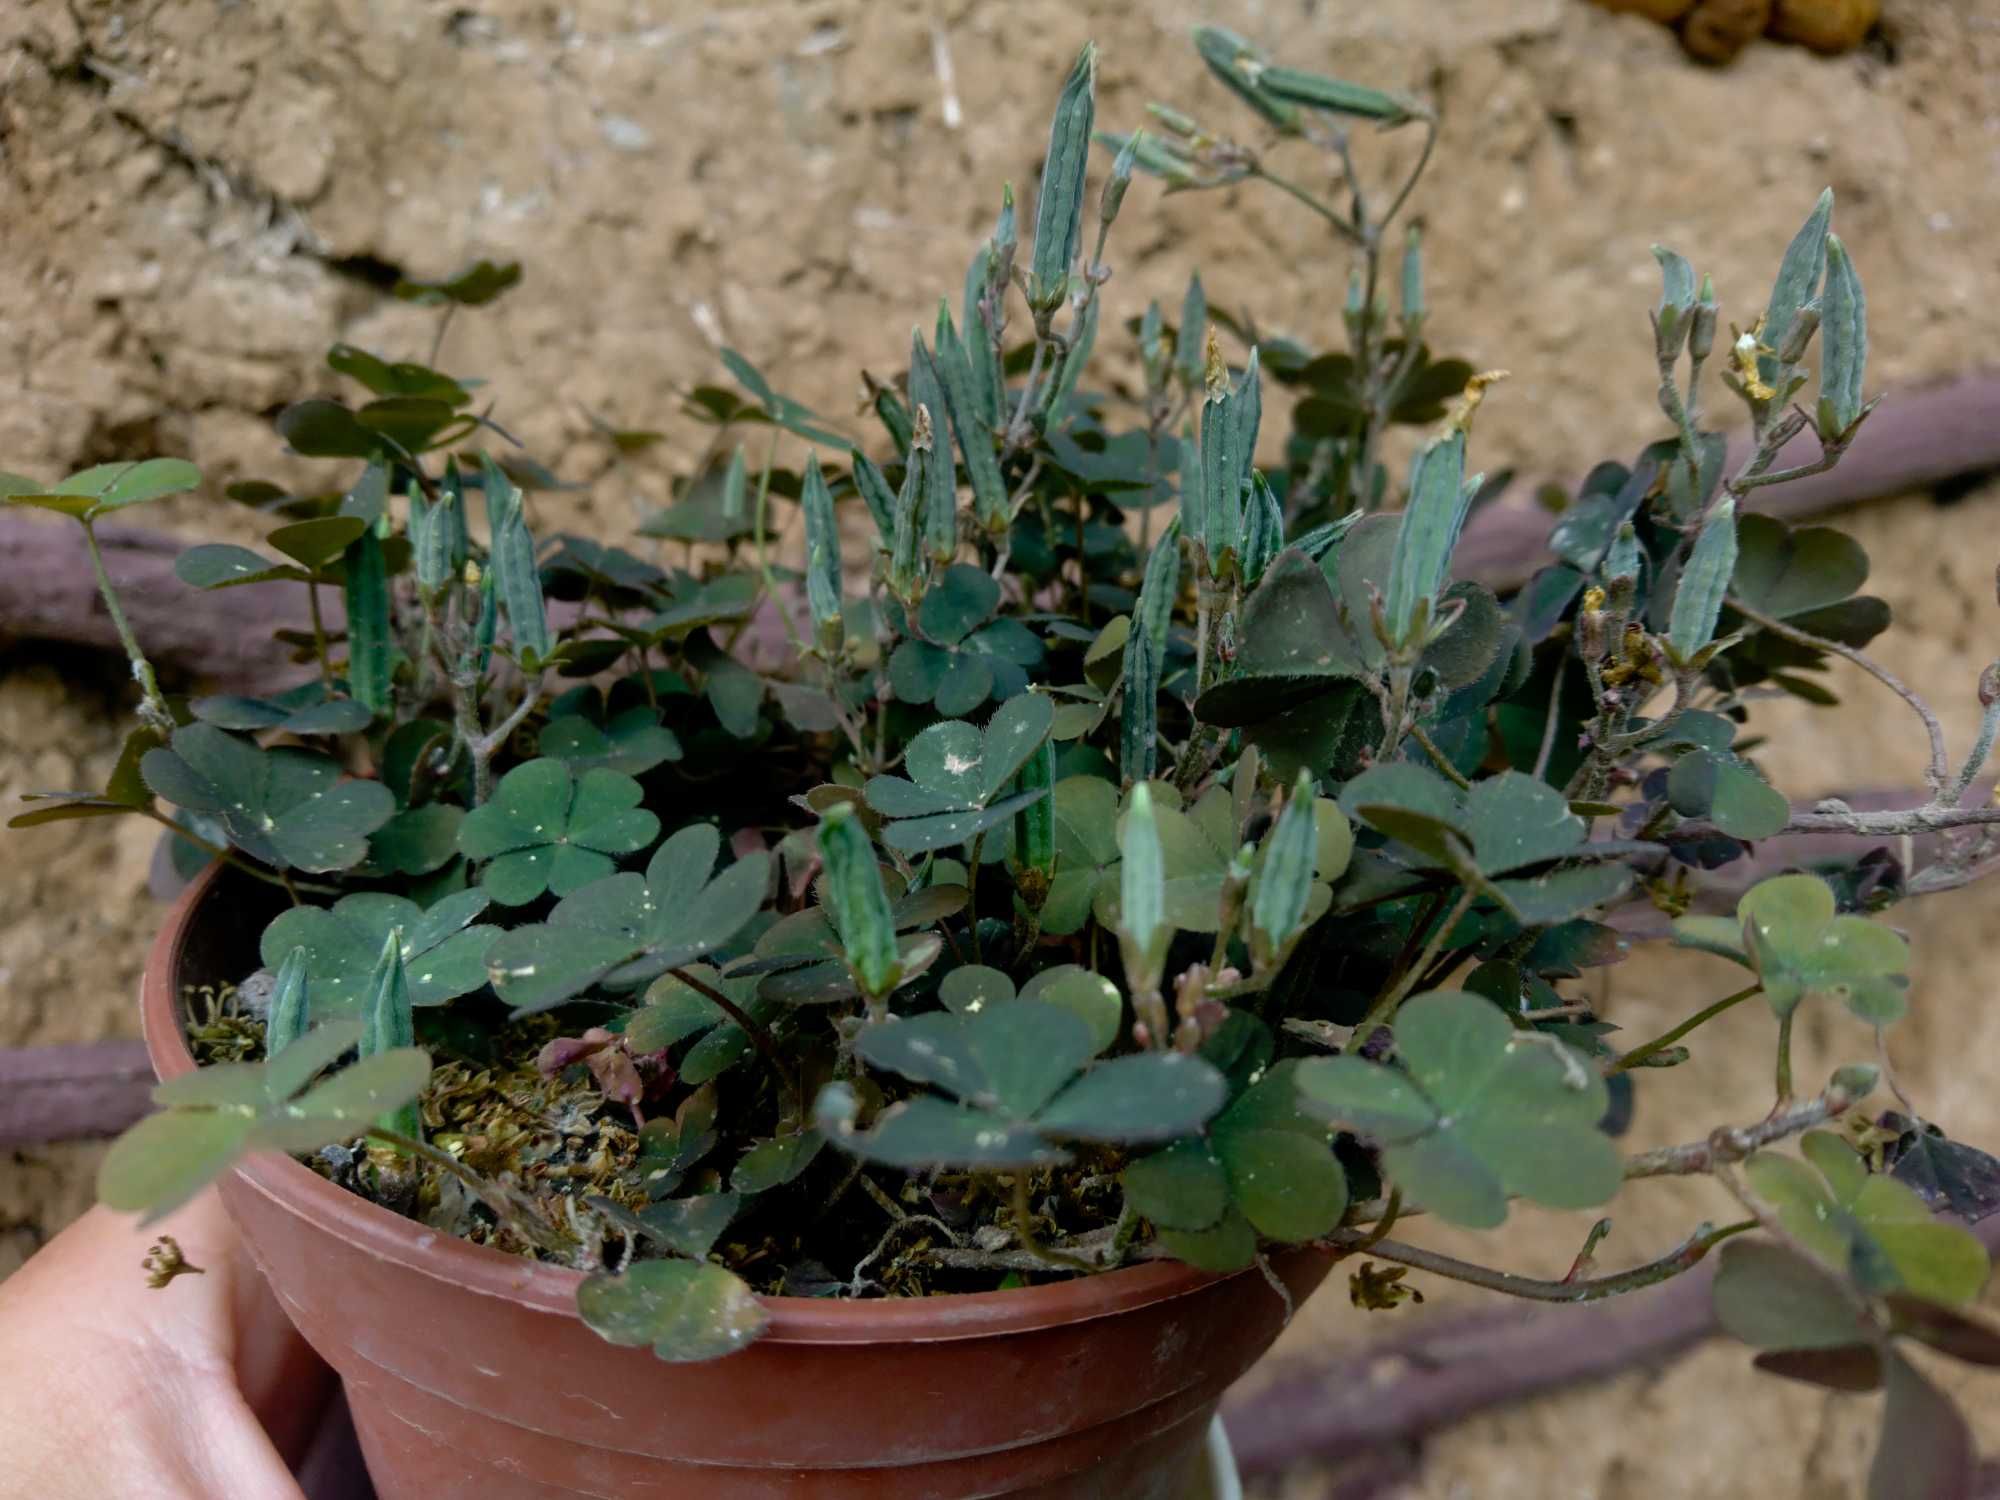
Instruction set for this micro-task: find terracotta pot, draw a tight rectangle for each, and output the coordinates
[142,865,1334,1500]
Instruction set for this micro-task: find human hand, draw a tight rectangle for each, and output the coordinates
[0,1188,333,1498]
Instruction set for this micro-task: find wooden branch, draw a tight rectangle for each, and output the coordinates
[1454,369,2000,593]
[2,374,1996,689]
[0,1040,154,1148]
[1224,1212,2000,1482]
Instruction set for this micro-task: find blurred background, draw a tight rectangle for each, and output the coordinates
[3,1,1999,1494]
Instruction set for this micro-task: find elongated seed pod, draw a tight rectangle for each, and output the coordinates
[1029,44,1097,311]
[1176,273,1208,392]
[908,332,958,564]
[1251,771,1318,966]
[1177,417,1203,555]
[874,386,913,453]
[472,562,498,677]
[1667,496,1738,664]
[720,445,748,525]
[1759,188,1833,387]
[1119,784,1169,995]
[492,505,551,665]
[343,527,393,714]
[1242,472,1284,587]
[1121,625,1160,786]
[1136,516,1182,660]
[851,453,898,550]
[1192,26,1299,134]
[818,803,900,1005]
[1256,65,1414,124]
[1100,128,1141,227]
[1231,346,1263,499]
[1044,297,1098,430]
[361,929,421,1139]
[801,455,843,655]
[889,412,929,605]
[1015,737,1056,886]
[932,304,1009,534]
[413,494,454,600]
[1140,300,1167,388]
[1382,430,1469,650]
[264,946,311,1059]
[1401,224,1425,330]
[440,459,471,573]
[1817,235,1867,441]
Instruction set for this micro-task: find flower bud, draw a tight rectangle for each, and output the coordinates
[1778,302,1821,365]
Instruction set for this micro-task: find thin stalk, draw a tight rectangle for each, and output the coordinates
[138,808,337,897]
[1011,1173,1096,1274]
[1947,695,2000,806]
[1359,888,1475,1034]
[1609,983,1762,1074]
[1774,1008,1795,1104]
[80,522,172,731]
[364,1125,571,1258]
[1532,662,1567,781]
[305,580,332,686]
[666,965,801,1125]
[1249,166,1365,245]
[1331,1219,1755,1304]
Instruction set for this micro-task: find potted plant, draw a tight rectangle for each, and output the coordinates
[10,27,2000,1500]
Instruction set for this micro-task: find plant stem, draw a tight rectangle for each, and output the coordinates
[1623,1077,1871,1179]
[1359,888,1475,1035]
[1609,983,1762,1074]
[1774,1008,1795,1104]
[1727,593,1949,799]
[1011,1173,1096,1274]
[80,521,173,732]
[364,1125,571,1258]
[1250,166,1365,245]
[1329,1219,1755,1304]
[666,966,802,1125]
[305,580,332,687]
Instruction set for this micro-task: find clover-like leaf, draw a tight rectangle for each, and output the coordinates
[485,824,771,1013]
[1678,874,1910,1023]
[1667,749,1789,841]
[1712,1239,1872,1351]
[1881,1116,2000,1224]
[577,1259,769,1363]
[540,693,682,777]
[98,1021,430,1223]
[457,758,662,905]
[259,890,498,1012]
[2,458,202,522]
[1296,990,1620,1228]
[1746,1132,1988,1306]
[190,680,373,737]
[140,725,395,873]
[829,1000,1226,1170]
[864,694,1056,854]
[1128,1060,1348,1264]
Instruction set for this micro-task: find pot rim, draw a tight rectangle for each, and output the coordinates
[143,862,1250,1347]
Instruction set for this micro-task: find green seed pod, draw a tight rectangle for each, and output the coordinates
[1242,471,1285,587]
[413,493,454,601]
[851,453,898,550]
[930,304,1009,535]
[889,410,930,605]
[440,459,471,573]
[1136,515,1182,660]
[1603,521,1643,589]
[1256,65,1415,125]
[343,527,393,714]
[1400,223,1425,331]
[991,181,1018,280]
[818,803,900,1007]
[1177,417,1203,556]
[472,560,498,677]
[1140,299,1167,388]
[873,384,913,453]
[1216,842,1255,945]
[1101,128,1142,226]
[1199,346,1260,580]
[908,331,959,564]
[1652,245,1697,360]
[1191,26,1300,135]
[1043,297,1098,431]
[1176,272,1207,392]
[1121,624,1160,786]
[1817,235,1868,442]
[801,455,844,656]
[1147,102,1202,139]
[1759,188,1833,387]
[492,502,551,666]
[1382,430,1469,652]
[361,929,421,1139]
[1015,737,1056,889]
[1690,274,1719,365]
[1667,496,1738,665]
[720,445,748,525]
[1231,345,1262,487]
[1118,783,1169,995]
[1097,129,1198,190]
[264,946,311,1059]
[962,239,1001,428]
[1029,43,1097,312]
[1251,770,1317,967]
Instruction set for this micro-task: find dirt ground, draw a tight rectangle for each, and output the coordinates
[5,0,2000,1494]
